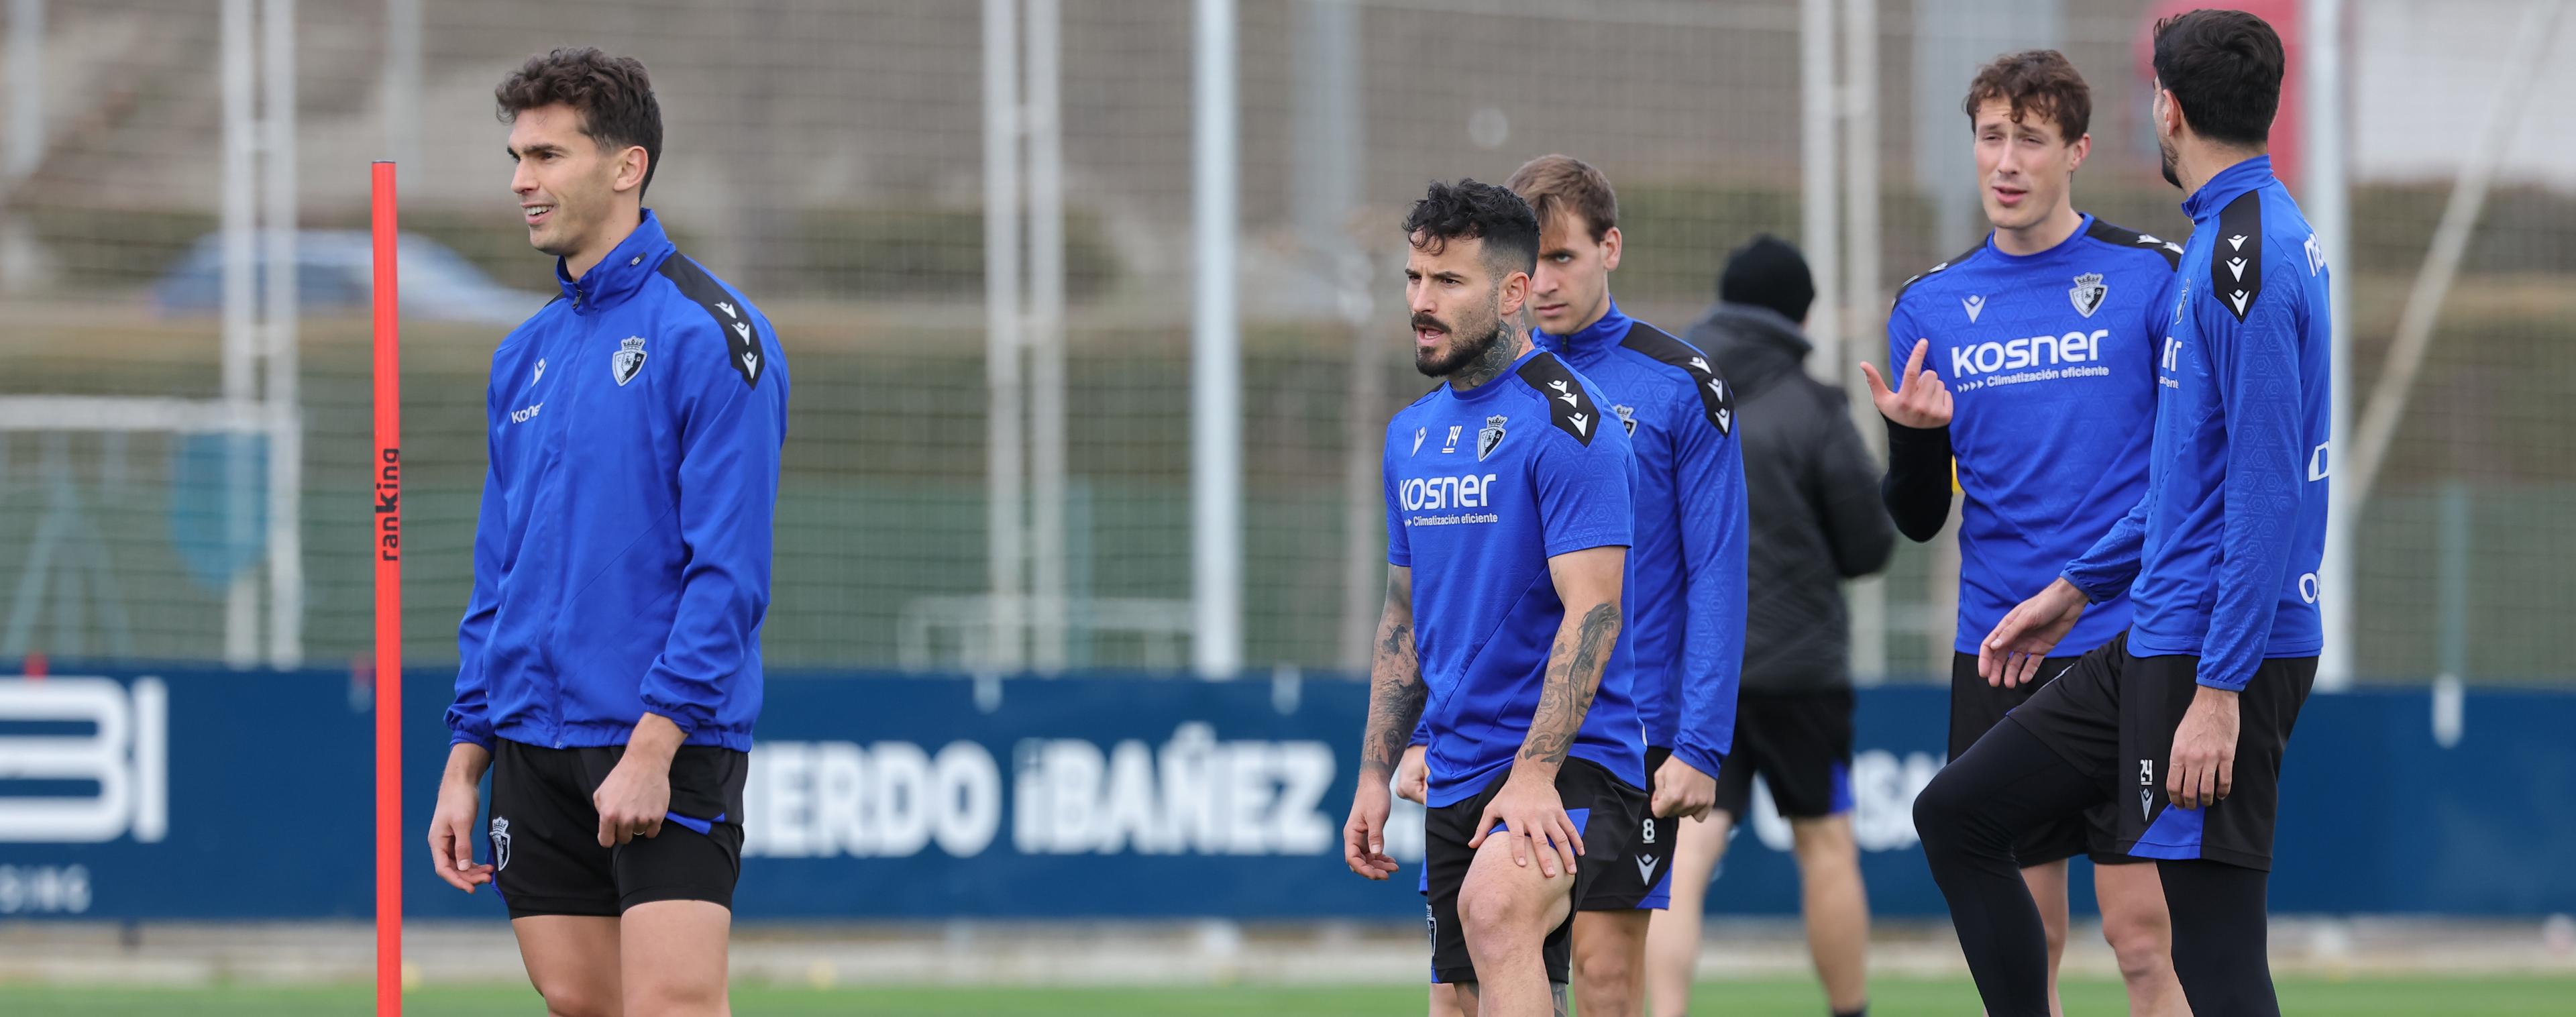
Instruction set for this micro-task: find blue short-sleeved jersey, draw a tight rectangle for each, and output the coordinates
[1385,347,1645,808]
[1889,216,2180,655]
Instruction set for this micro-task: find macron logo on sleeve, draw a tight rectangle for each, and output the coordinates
[1513,353,1603,445]
[661,256,768,388]
[2214,193,2265,322]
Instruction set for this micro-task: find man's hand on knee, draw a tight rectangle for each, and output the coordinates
[1472,767,1582,877]
[1457,834,1579,951]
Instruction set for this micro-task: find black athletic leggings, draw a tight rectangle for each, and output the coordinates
[1914,718,2279,1017]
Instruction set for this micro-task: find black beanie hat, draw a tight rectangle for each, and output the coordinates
[1718,233,1816,325]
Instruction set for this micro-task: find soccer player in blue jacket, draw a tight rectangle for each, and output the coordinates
[424,49,788,1017]
[1509,155,1747,1017]
[1861,51,2186,1016]
[1344,179,1650,1017]
[1915,12,2330,1016]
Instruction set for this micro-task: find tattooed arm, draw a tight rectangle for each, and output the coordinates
[1517,546,1626,771]
[1346,566,1421,880]
[1359,566,1426,785]
[1469,544,1626,879]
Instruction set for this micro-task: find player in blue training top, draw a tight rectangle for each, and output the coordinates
[1914,12,2330,1017]
[1860,50,2187,1016]
[1391,159,1746,1017]
[1490,154,1748,1017]
[425,49,787,1016]
[1343,178,1649,1016]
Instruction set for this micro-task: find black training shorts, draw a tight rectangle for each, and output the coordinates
[1580,745,1676,912]
[1712,690,1853,820]
[1951,651,2138,867]
[1423,758,1646,985]
[486,738,749,918]
[2006,632,2316,870]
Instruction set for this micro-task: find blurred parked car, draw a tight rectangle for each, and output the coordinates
[154,231,547,327]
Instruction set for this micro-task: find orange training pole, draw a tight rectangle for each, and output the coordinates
[371,159,405,1016]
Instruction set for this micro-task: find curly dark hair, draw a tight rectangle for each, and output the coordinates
[2151,9,2284,149]
[1401,178,1540,278]
[1963,49,2091,142]
[494,48,664,197]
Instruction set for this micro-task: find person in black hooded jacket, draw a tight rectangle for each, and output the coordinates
[1650,233,1892,1017]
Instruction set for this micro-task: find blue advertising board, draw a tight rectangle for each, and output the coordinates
[1,668,2570,921]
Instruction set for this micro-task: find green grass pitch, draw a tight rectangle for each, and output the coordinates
[3,975,2571,1016]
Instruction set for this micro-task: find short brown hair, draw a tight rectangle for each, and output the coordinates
[1505,154,1617,243]
[1962,49,2091,142]
[495,48,664,197]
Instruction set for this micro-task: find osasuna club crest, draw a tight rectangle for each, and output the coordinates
[1477,415,1507,461]
[2068,272,2108,319]
[611,335,648,386]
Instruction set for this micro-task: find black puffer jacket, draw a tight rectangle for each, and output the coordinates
[1684,303,1895,693]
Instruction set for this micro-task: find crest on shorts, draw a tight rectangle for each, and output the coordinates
[490,816,513,871]
[1476,415,1507,461]
[1614,404,1638,437]
[611,336,648,386]
[2069,272,2108,318]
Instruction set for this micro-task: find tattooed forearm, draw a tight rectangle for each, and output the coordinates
[1358,619,1426,781]
[1519,601,1620,767]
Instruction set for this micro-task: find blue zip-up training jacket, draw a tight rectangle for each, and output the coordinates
[445,209,790,752]
[1888,216,2180,655]
[1385,347,1645,808]
[1534,301,1746,782]
[2062,156,2330,690]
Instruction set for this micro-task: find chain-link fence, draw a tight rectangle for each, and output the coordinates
[1,0,2571,682]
